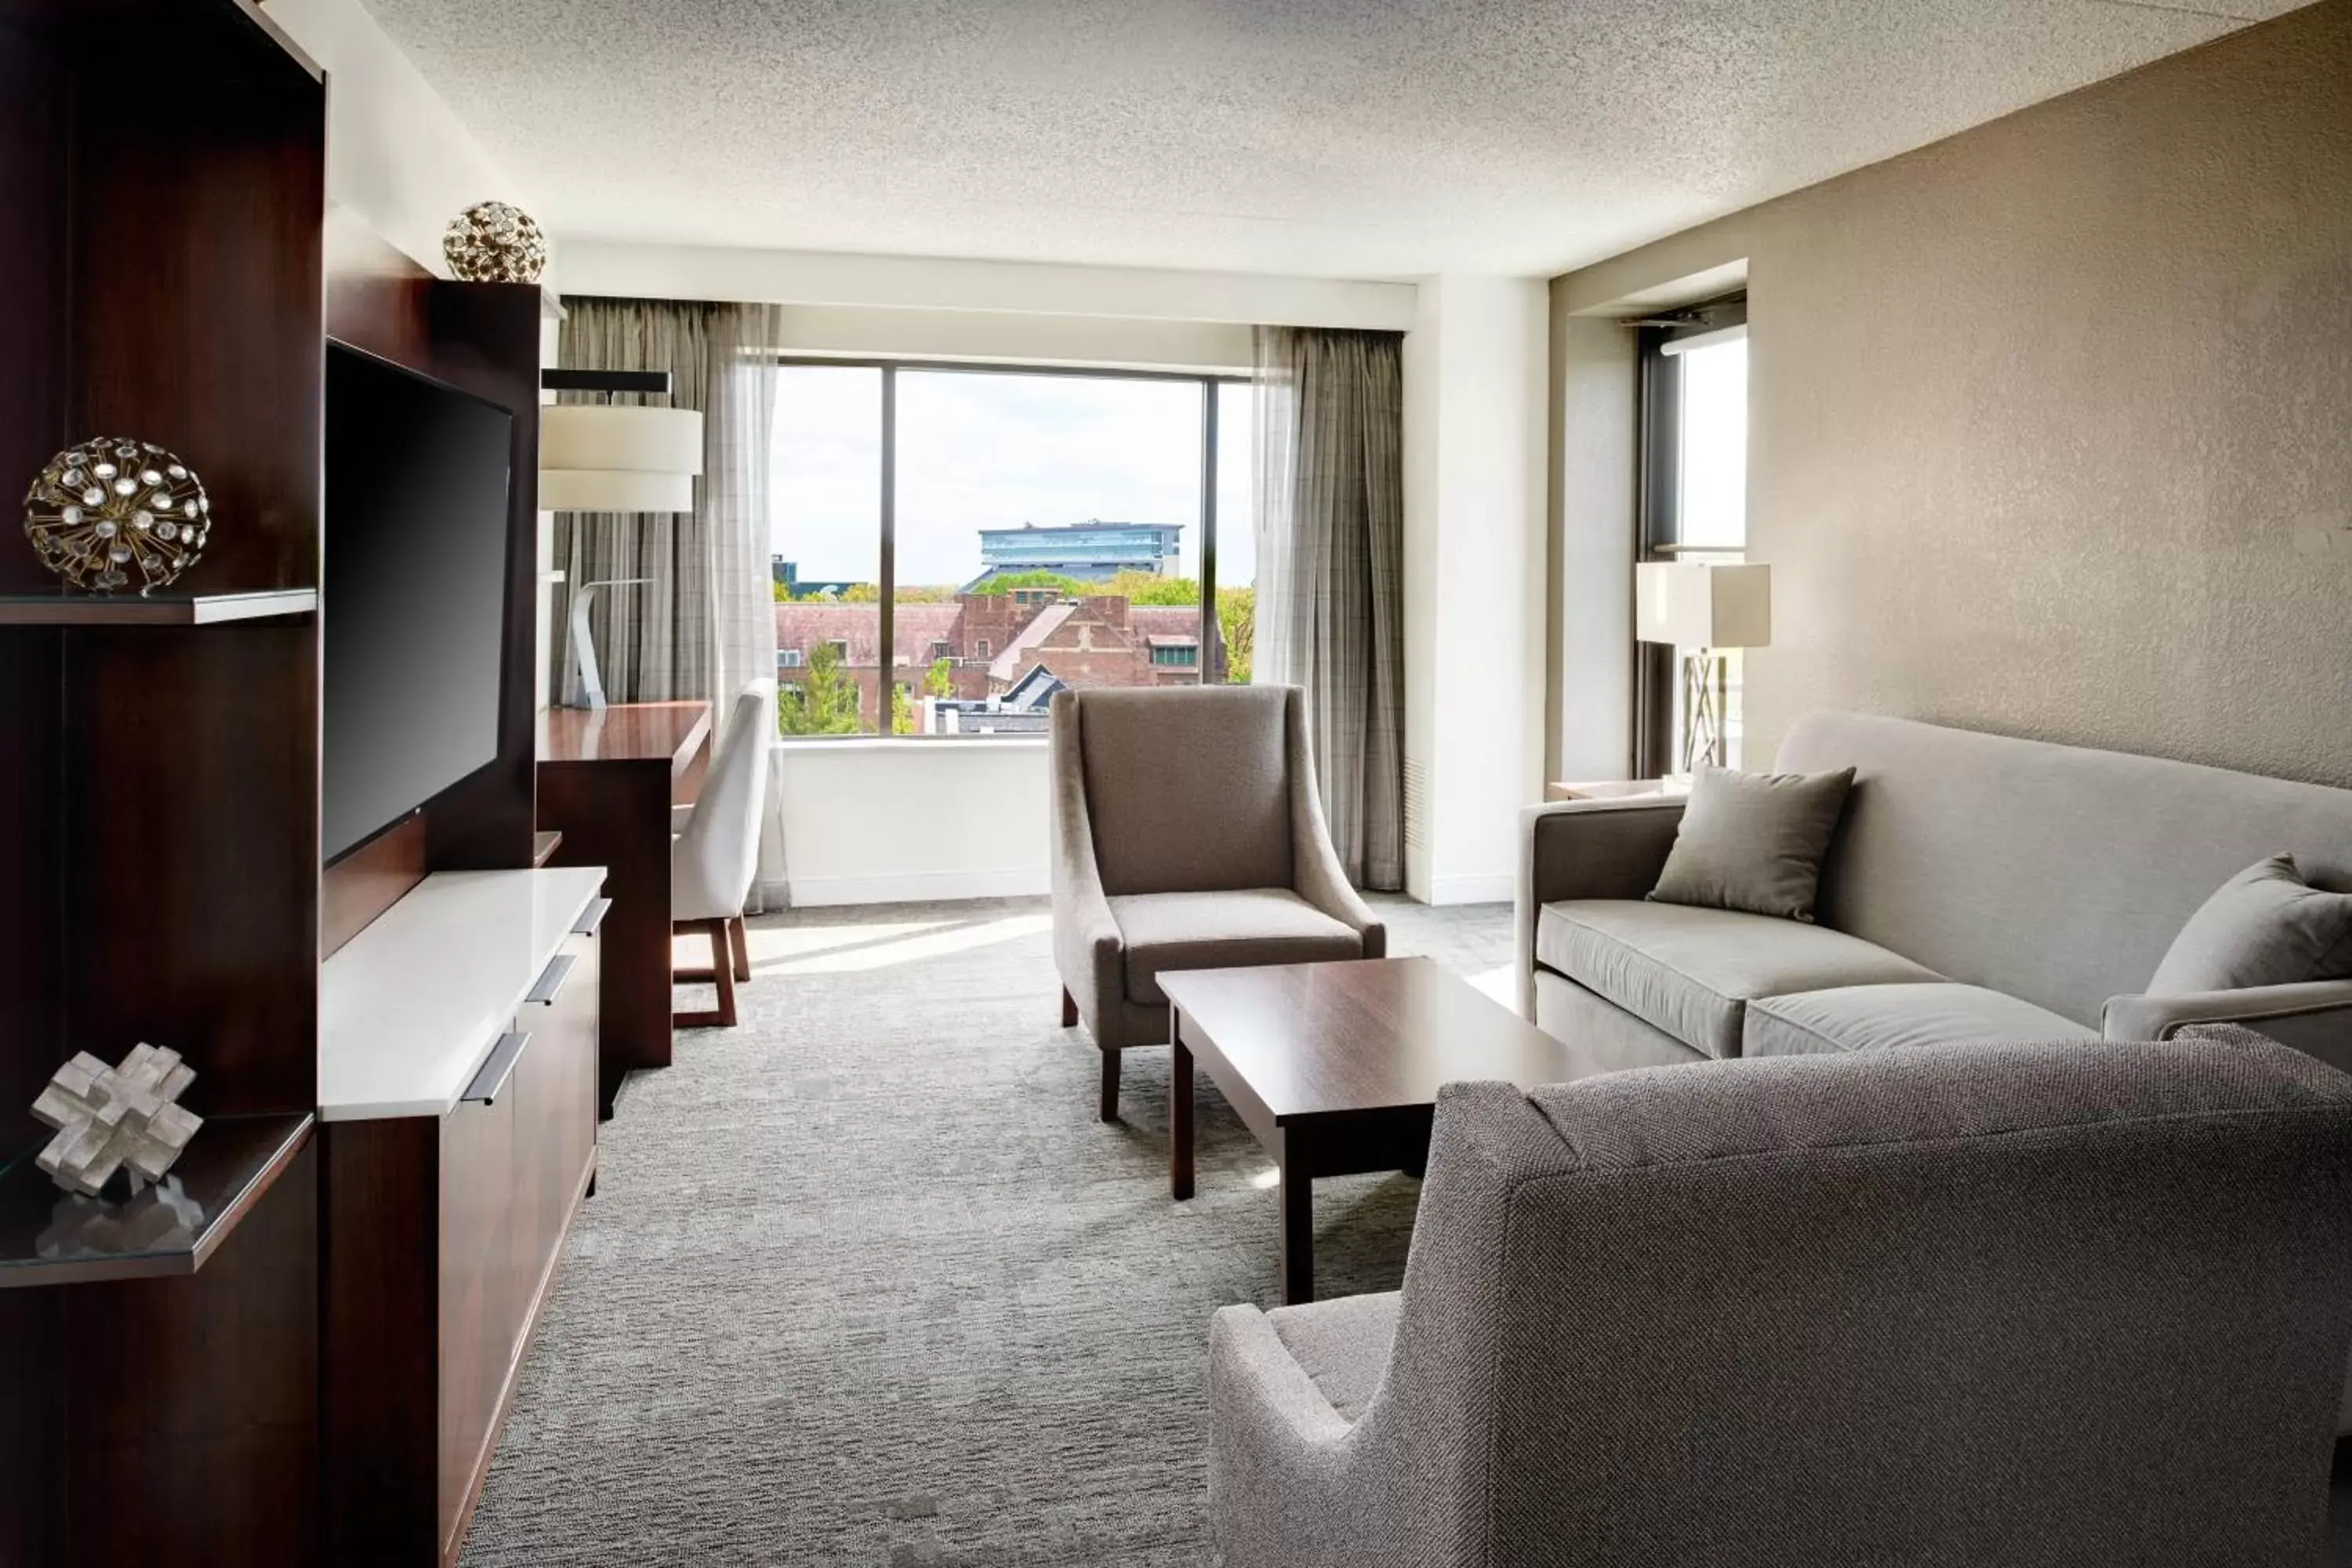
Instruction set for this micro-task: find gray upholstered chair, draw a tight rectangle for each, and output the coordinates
[1051,685,1385,1122]
[1209,1025,2352,1568]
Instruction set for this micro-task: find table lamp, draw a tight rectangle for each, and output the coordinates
[541,369,702,708]
[539,369,702,514]
[1635,561,1770,773]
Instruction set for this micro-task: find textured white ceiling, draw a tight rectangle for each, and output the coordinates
[364,0,2310,279]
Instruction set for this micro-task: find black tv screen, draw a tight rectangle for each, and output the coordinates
[322,343,514,862]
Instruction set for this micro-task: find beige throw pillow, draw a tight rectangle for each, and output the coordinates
[1648,762,1857,924]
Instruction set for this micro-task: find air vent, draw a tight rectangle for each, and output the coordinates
[1402,755,1428,851]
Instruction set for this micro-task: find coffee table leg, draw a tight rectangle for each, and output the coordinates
[1277,1145,1313,1305]
[1171,1033,1195,1201]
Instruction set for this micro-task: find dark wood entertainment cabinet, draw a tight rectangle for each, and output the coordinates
[0,2,604,1562]
[320,873,608,1566]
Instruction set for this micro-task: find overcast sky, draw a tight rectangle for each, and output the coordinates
[772,368,1254,590]
[1679,337,1748,549]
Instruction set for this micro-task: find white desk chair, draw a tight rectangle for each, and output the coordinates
[673,681,773,1027]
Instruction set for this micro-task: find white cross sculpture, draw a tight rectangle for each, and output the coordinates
[31,1044,203,1197]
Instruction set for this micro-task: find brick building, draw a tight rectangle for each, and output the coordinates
[776,590,1204,731]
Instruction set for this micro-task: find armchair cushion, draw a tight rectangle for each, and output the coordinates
[1079,687,1294,896]
[1745,982,2095,1058]
[1537,898,1940,1058]
[1110,888,1365,1007]
[1265,1292,1399,1424]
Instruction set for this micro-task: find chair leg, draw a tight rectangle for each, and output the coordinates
[728,915,751,983]
[1061,987,1079,1029]
[674,917,739,1029]
[708,922,738,1026]
[1098,1047,1121,1123]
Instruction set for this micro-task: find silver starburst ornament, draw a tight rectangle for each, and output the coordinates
[444,199,549,283]
[23,437,212,595]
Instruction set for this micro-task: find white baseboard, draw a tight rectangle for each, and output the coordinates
[780,866,1051,908]
[1426,873,1515,907]
[770,866,1508,909]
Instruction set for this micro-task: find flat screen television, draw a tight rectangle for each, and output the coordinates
[322,343,514,862]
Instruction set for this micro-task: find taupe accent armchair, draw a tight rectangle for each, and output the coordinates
[1051,686,1385,1122]
[1209,1025,2352,1567]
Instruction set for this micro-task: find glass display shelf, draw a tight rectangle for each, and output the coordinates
[0,1110,313,1287]
[0,588,318,626]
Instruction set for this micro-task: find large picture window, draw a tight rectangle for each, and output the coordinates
[771,363,1252,736]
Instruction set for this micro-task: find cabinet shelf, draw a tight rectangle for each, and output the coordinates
[0,1111,314,1288]
[0,588,318,626]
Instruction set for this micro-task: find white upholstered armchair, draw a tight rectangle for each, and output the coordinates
[1051,685,1385,1122]
[672,681,772,1028]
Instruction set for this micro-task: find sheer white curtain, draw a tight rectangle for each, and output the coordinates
[556,297,787,909]
[1252,326,1406,891]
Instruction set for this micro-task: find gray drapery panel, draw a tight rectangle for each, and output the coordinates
[554,299,708,704]
[1252,325,1406,891]
[555,296,786,908]
[553,297,782,710]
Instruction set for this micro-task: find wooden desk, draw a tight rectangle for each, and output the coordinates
[536,701,713,1114]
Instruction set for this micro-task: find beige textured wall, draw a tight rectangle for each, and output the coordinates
[1554,0,2352,786]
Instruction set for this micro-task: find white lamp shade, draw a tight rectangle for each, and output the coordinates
[540,466,696,513]
[539,404,703,514]
[1635,561,1771,649]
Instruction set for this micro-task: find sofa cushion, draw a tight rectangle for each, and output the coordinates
[1772,710,2352,1036]
[1745,982,2098,1058]
[1265,1291,1399,1422]
[1537,899,1942,1059]
[1110,888,1364,1007]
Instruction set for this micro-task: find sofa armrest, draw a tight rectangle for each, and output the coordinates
[1049,695,1124,1032]
[1207,1304,1364,1568]
[1514,797,1687,1019]
[2103,980,2352,1075]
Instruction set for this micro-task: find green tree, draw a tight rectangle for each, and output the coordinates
[776,641,865,735]
[924,657,954,699]
[890,681,916,735]
[1218,585,1255,684]
[1103,568,1200,606]
[967,569,1084,597]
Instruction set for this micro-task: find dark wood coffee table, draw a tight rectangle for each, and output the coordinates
[1161,956,1597,1305]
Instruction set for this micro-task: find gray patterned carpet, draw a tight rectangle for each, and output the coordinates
[461,895,1514,1567]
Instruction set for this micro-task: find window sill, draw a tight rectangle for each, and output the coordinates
[771,735,1049,754]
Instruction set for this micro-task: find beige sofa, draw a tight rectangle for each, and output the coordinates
[1516,712,2352,1074]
